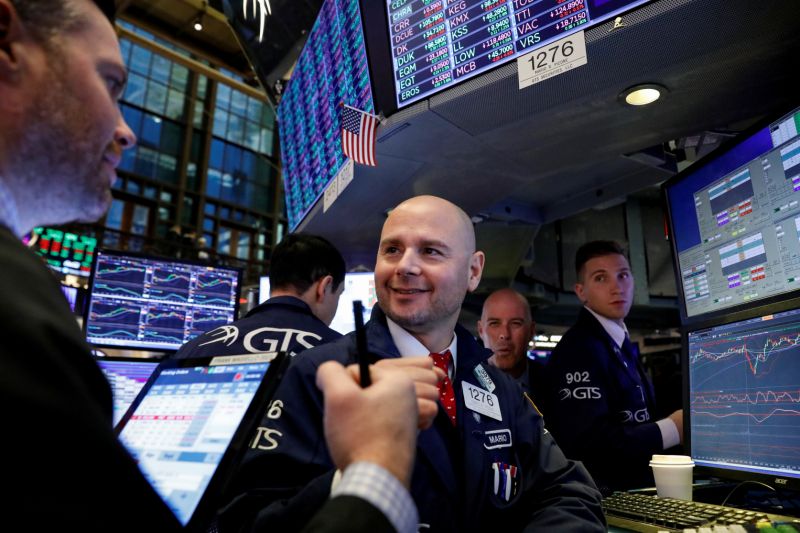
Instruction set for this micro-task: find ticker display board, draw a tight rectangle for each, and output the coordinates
[387,0,650,107]
[278,0,374,230]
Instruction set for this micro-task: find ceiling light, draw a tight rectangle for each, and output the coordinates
[193,1,207,32]
[619,84,667,106]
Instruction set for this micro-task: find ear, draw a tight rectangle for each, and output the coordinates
[0,0,22,78]
[476,318,485,340]
[315,275,334,303]
[466,251,485,292]
[0,0,29,110]
[574,282,585,303]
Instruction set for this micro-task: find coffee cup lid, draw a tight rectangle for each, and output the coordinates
[650,454,694,466]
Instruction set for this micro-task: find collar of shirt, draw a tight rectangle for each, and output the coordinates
[584,305,628,349]
[0,179,22,237]
[385,316,458,372]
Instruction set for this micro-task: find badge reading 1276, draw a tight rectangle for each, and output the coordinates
[461,381,502,421]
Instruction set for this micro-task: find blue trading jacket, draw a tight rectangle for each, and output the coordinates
[173,296,342,359]
[539,307,663,493]
[235,306,605,533]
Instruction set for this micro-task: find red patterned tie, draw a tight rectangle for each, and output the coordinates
[429,350,456,426]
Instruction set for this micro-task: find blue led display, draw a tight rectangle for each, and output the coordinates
[278,0,374,230]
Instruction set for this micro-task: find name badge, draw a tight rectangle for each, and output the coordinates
[473,364,496,393]
[462,381,502,421]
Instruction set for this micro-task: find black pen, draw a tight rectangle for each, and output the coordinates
[353,300,370,387]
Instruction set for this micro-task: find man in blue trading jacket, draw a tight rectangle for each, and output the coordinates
[173,233,345,514]
[539,241,684,494]
[235,195,605,533]
[174,232,345,361]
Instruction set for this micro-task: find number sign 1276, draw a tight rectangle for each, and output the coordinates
[517,31,587,90]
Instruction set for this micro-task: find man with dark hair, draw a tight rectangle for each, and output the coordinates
[269,233,347,297]
[477,288,539,397]
[173,232,346,524]
[174,232,345,362]
[236,195,605,533]
[539,240,684,493]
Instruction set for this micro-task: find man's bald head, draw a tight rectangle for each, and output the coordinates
[481,288,532,323]
[388,195,476,256]
[375,195,484,351]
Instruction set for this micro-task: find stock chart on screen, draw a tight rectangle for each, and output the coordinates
[85,251,240,351]
[688,307,800,479]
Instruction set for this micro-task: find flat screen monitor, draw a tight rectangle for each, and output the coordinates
[95,357,160,427]
[384,0,652,108]
[686,306,800,488]
[259,272,376,335]
[664,105,800,322]
[27,226,96,280]
[84,250,241,351]
[277,0,375,230]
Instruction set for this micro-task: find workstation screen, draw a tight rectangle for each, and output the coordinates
[687,307,800,485]
[387,0,651,107]
[84,251,241,351]
[259,272,377,335]
[665,106,800,320]
[28,226,96,280]
[278,0,374,230]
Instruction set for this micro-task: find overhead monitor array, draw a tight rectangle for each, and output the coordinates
[387,0,651,107]
[278,0,374,230]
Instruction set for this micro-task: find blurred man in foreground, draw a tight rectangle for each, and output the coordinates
[0,2,435,529]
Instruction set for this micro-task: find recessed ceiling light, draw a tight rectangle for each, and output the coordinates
[620,84,667,106]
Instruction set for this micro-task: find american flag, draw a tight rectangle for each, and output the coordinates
[341,105,378,166]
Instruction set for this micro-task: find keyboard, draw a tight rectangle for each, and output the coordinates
[602,492,800,532]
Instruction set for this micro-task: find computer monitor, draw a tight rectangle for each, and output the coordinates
[259,272,376,335]
[275,0,375,230]
[382,0,652,109]
[664,105,800,323]
[686,306,800,489]
[95,357,161,427]
[84,250,241,351]
[27,226,97,282]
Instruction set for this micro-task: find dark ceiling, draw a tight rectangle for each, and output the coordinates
[285,0,800,278]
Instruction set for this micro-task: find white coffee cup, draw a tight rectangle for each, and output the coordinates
[650,454,694,501]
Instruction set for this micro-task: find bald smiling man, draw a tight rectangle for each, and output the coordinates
[221,196,605,533]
